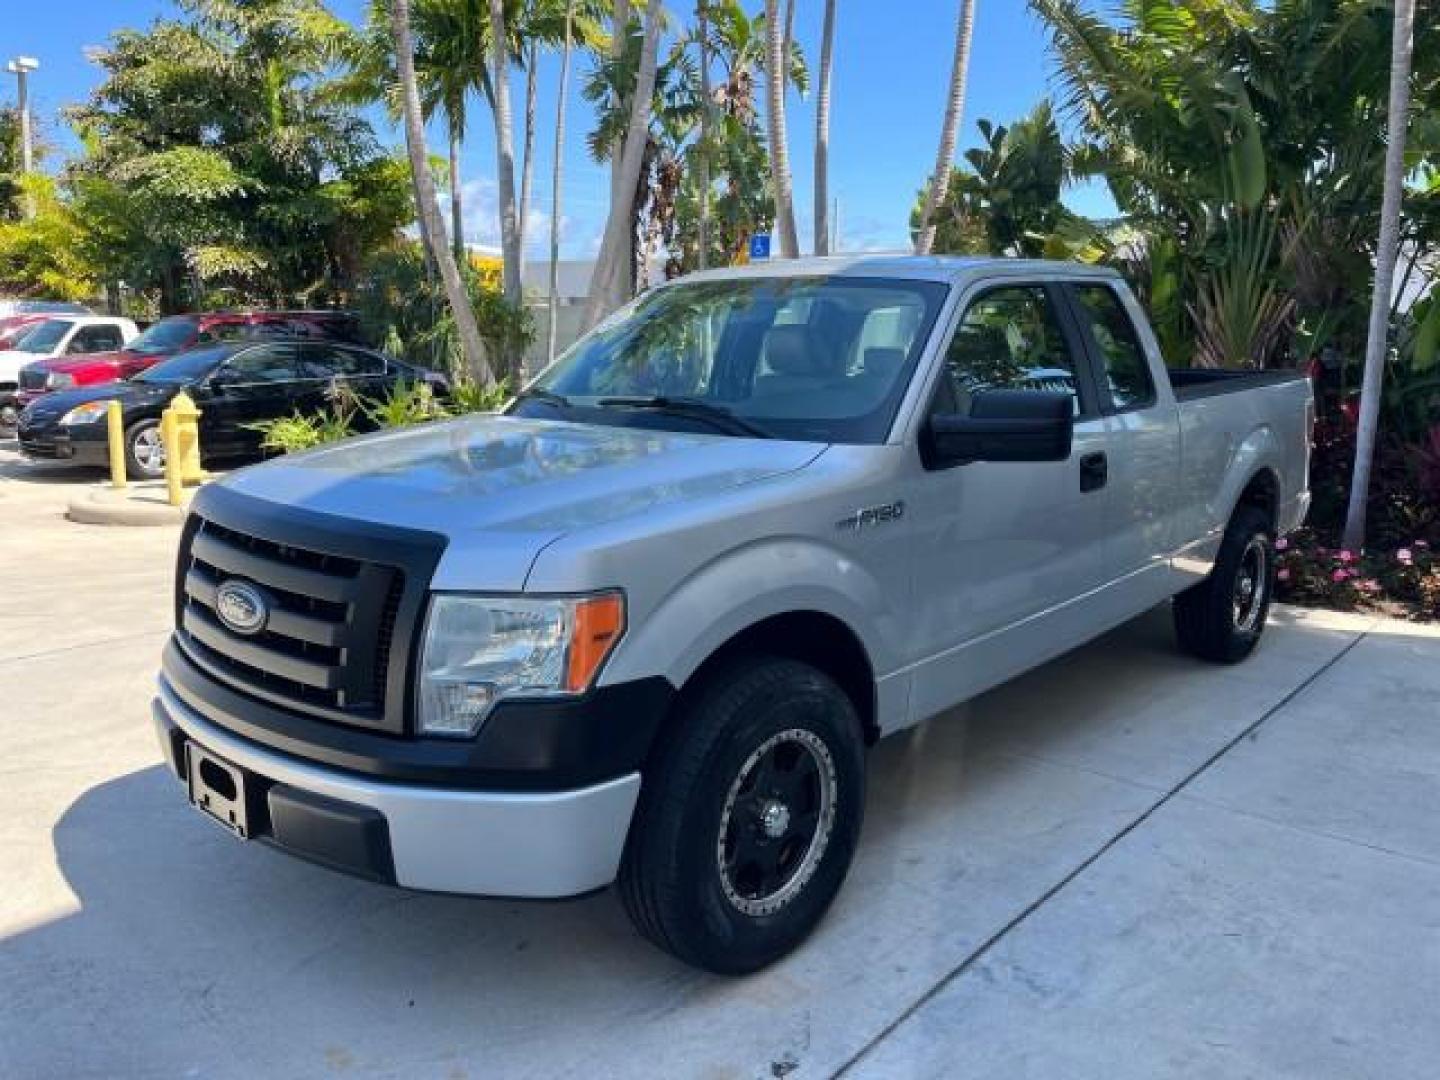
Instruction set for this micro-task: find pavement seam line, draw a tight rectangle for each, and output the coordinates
[0,630,170,667]
[829,628,1371,1079]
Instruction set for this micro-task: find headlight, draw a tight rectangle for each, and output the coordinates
[417,592,625,737]
[59,402,111,425]
[46,372,76,390]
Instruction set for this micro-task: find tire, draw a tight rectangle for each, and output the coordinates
[1173,505,1275,663]
[124,419,166,480]
[619,657,866,974]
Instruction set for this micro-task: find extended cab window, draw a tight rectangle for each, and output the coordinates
[933,285,1081,416]
[69,324,124,354]
[1072,285,1156,411]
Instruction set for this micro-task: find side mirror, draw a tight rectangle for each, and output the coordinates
[205,367,235,391]
[922,390,1073,469]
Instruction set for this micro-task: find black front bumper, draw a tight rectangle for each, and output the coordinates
[16,420,108,466]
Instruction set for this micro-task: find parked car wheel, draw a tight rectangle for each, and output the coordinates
[124,419,166,480]
[618,657,866,974]
[1174,504,1275,663]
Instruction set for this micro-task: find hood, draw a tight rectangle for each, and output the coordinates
[31,349,141,377]
[21,380,173,421]
[218,415,827,590]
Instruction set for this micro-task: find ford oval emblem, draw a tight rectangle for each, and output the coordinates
[215,579,268,636]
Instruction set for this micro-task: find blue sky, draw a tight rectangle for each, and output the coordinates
[5,0,1116,258]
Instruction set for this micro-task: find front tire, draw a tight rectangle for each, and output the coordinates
[619,657,866,974]
[1174,505,1275,663]
[124,419,166,480]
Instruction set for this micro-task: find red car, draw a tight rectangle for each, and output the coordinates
[14,309,364,408]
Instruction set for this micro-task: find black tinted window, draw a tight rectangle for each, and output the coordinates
[936,286,1080,416]
[71,325,124,353]
[223,344,297,383]
[1073,285,1155,410]
[300,344,385,378]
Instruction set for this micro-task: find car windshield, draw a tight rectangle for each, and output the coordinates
[132,345,232,384]
[126,317,197,353]
[519,276,947,443]
[13,319,73,353]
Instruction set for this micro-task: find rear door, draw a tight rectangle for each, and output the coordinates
[199,343,302,457]
[905,281,1116,719]
[1063,281,1182,608]
[295,343,391,418]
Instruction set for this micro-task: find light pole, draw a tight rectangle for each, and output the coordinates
[7,55,39,216]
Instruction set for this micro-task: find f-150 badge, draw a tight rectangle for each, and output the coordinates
[836,501,905,532]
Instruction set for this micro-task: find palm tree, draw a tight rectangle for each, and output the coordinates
[548,0,575,365]
[584,0,662,325]
[763,0,799,258]
[488,0,524,329]
[1344,0,1417,551]
[696,0,714,270]
[915,0,977,256]
[388,0,493,383]
[813,0,836,255]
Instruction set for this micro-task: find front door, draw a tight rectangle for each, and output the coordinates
[198,343,301,458]
[905,282,1116,721]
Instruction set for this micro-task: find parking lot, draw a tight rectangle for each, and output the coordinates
[3,436,1439,1079]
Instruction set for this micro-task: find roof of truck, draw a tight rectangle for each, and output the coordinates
[674,254,1124,287]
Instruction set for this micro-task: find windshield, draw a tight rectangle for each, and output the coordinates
[132,345,232,384]
[13,319,73,353]
[520,276,948,443]
[126,317,197,354]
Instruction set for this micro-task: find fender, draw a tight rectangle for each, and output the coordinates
[598,536,908,726]
[1174,422,1283,580]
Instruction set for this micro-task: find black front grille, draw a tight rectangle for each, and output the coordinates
[174,487,445,735]
[18,367,48,391]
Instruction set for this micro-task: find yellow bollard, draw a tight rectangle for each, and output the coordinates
[106,400,126,490]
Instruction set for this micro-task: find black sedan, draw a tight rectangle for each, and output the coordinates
[16,339,447,479]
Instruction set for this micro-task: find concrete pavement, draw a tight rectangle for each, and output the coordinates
[2,438,1438,1079]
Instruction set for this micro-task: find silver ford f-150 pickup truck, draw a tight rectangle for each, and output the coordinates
[153,257,1312,973]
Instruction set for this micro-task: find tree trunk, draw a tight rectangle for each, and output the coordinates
[608,0,634,300]
[1343,0,1415,551]
[584,3,661,327]
[814,0,837,255]
[389,0,492,385]
[548,1,574,366]
[449,119,465,264]
[764,0,800,258]
[518,38,539,290]
[915,0,977,256]
[697,0,713,270]
[488,0,524,374]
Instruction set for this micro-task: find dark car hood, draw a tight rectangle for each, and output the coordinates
[22,380,174,421]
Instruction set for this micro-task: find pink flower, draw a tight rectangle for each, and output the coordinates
[1338,550,1356,564]
[1277,568,1291,582]
[1398,548,1414,565]
[1275,537,1289,552]
[1332,569,1352,583]
[1417,541,1431,550]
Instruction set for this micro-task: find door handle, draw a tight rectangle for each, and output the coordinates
[1080,451,1108,493]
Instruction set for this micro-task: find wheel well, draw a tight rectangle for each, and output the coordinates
[1236,469,1280,532]
[680,611,880,745]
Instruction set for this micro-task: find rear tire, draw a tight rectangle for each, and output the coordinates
[1174,505,1275,663]
[619,657,866,974]
[124,419,166,480]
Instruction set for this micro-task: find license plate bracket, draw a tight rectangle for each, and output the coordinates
[186,742,251,839]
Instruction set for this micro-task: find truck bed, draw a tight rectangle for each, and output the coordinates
[1167,368,1310,402]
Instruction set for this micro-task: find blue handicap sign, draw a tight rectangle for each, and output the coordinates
[749,233,772,260]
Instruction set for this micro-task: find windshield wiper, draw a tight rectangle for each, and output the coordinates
[513,386,572,409]
[596,396,772,439]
